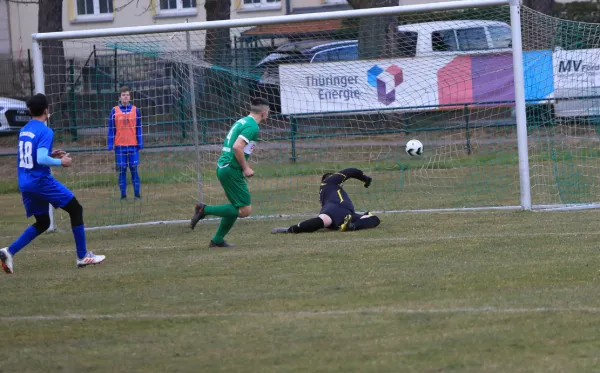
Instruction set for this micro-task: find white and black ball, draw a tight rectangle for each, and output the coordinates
[405,139,423,156]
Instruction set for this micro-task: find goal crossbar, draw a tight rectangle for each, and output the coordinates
[31,0,509,41]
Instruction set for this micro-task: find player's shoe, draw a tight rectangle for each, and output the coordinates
[76,251,106,268]
[339,214,354,232]
[120,195,127,200]
[209,240,235,248]
[190,202,206,230]
[271,228,289,234]
[134,195,142,200]
[0,247,14,274]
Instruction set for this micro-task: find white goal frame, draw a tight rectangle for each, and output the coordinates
[30,0,530,231]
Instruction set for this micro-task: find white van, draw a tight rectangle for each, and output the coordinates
[397,20,512,57]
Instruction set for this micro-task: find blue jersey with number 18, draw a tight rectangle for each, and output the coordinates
[17,119,54,189]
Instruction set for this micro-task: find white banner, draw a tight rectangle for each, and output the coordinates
[279,57,454,115]
[553,49,600,117]
[279,49,600,117]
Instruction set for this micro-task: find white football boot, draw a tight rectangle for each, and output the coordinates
[76,251,106,268]
[0,247,14,274]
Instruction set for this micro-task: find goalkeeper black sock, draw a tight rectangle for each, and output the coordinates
[351,216,381,231]
[288,217,324,233]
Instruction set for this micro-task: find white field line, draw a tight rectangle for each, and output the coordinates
[74,204,600,232]
[3,306,600,322]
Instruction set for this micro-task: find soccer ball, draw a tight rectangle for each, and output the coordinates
[405,139,423,156]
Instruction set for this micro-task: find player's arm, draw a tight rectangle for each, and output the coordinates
[107,108,115,151]
[234,125,259,178]
[232,137,253,177]
[37,148,71,167]
[37,128,70,167]
[136,106,143,150]
[326,168,372,187]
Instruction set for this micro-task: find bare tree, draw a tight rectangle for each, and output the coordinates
[347,0,398,59]
[205,0,231,65]
[201,0,232,117]
[36,0,68,127]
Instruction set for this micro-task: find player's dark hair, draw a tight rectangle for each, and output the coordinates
[321,173,333,182]
[250,97,269,114]
[119,85,131,94]
[26,93,48,117]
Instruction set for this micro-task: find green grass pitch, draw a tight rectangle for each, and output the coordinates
[2,205,600,373]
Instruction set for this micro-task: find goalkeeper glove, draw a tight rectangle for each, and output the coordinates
[363,176,372,188]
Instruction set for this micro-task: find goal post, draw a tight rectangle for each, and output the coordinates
[509,0,531,210]
[28,0,545,230]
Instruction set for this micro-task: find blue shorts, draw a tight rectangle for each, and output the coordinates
[320,204,359,229]
[21,177,74,217]
[115,146,140,167]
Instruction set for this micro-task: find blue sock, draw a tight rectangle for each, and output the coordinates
[131,166,140,196]
[72,225,87,259]
[8,226,41,256]
[118,167,127,197]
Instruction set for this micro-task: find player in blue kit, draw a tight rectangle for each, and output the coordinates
[0,94,105,274]
[271,168,381,234]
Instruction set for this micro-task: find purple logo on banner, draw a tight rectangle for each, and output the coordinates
[368,65,404,105]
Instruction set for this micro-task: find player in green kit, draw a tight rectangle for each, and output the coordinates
[190,97,270,247]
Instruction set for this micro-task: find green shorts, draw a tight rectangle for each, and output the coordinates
[217,165,251,207]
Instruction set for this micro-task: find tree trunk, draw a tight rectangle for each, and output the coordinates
[202,0,232,117]
[205,0,231,66]
[38,0,69,129]
[347,0,398,59]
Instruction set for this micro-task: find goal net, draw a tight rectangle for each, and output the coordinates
[9,2,600,229]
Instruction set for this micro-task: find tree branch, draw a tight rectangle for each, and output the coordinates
[114,0,136,12]
[7,0,40,4]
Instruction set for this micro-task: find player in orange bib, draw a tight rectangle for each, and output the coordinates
[107,86,143,200]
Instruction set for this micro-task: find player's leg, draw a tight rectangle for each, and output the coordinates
[209,168,252,247]
[271,213,335,234]
[205,205,251,247]
[60,197,105,267]
[345,213,381,232]
[6,213,51,255]
[115,147,128,199]
[43,178,105,266]
[60,197,87,259]
[0,193,51,274]
[190,166,242,230]
[129,147,141,199]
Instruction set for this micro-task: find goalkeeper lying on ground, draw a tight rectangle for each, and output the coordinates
[272,168,381,234]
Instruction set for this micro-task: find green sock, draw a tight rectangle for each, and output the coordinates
[212,216,238,244]
[205,204,239,218]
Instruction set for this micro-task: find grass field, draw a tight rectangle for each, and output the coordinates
[2,209,600,372]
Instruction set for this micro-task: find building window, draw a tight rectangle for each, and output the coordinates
[157,0,197,16]
[77,0,113,15]
[242,0,281,10]
[74,0,113,22]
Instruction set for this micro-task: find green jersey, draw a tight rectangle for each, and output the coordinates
[217,115,260,170]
